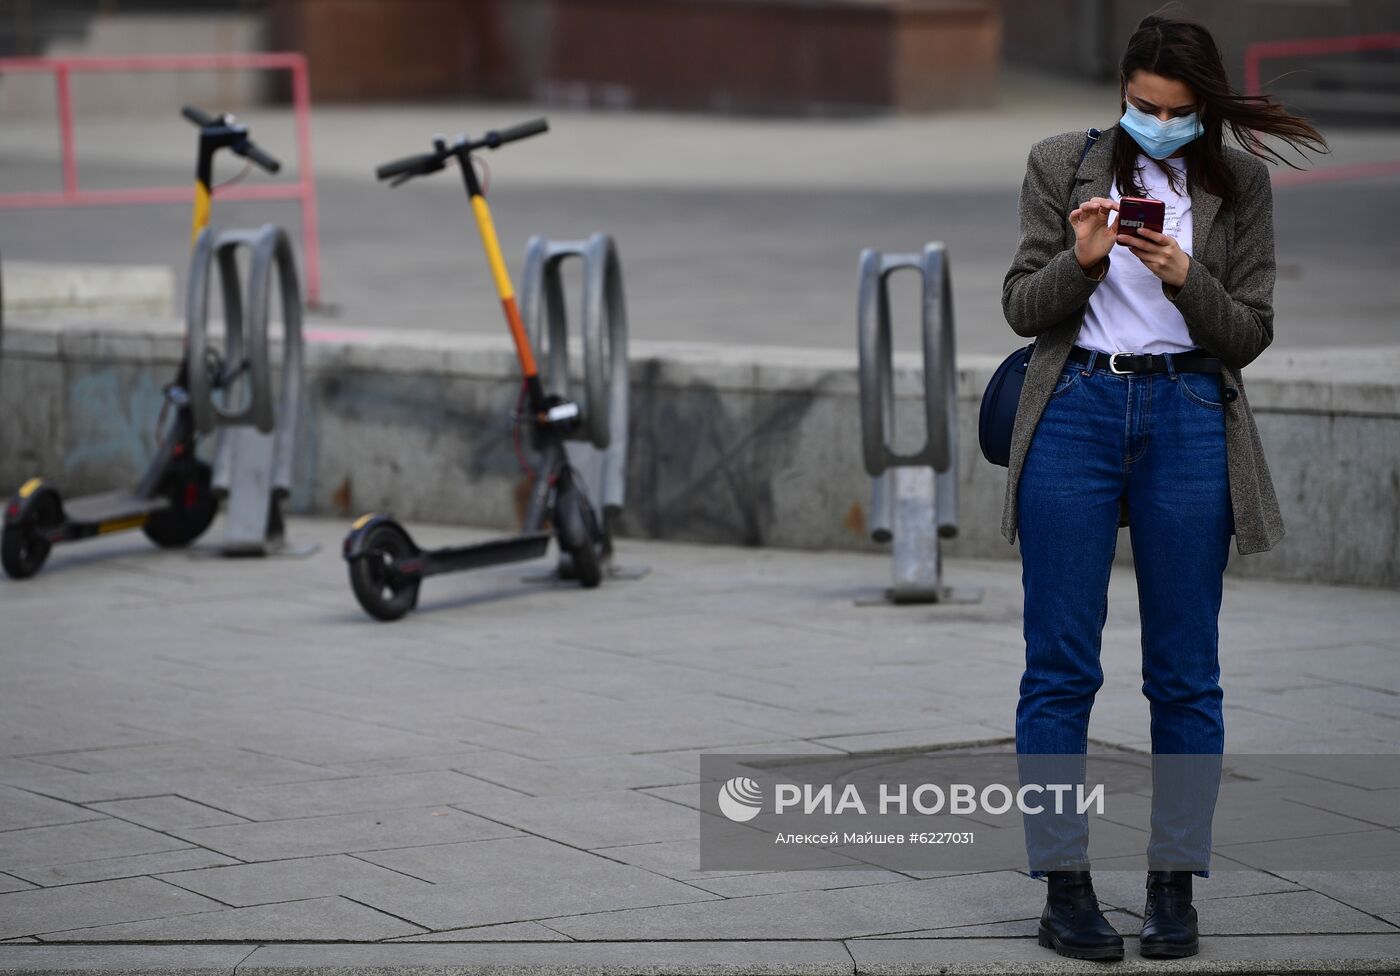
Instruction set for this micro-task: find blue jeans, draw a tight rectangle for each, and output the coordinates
[1015,347,1232,877]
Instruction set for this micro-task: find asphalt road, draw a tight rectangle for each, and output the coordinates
[2,157,1396,355]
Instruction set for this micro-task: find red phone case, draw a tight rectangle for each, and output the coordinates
[1118,196,1165,240]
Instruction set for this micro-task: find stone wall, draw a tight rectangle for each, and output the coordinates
[4,314,1397,588]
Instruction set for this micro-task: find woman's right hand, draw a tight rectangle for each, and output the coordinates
[1069,197,1119,269]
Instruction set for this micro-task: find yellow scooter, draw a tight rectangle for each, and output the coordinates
[342,119,608,621]
[2,106,280,579]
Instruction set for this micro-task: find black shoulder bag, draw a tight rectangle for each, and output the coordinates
[978,127,1101,467]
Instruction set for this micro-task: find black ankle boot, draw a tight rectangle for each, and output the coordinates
[1140,870,1200,958]
[1037,870,1125,961]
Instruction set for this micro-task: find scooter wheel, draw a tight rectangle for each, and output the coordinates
[2,494,59,580]
[143,461,217,548]
[349,523,421,622]
[559,485,604,589]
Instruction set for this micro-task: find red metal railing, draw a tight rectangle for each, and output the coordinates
[0,53,323,305]
[1244,32,1400,188]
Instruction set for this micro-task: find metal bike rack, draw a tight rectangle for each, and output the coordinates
[520,233,630,517]
[857,242,980,604]
[186,223,306,555]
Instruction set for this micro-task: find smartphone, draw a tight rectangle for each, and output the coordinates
[1117,197,1165,242]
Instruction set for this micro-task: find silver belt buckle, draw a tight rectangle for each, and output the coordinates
[1108,352,1133,375]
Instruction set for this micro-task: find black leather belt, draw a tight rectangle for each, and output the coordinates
[1068,344,1225,375]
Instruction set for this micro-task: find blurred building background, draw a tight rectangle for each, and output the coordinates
[0,0,1397,121]
[1005,0,1400,126]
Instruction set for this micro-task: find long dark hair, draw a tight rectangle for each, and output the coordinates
[1113,12,1329,209]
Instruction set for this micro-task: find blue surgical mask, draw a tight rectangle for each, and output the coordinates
[1119,102,1203,159]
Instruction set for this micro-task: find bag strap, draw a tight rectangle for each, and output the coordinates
[1067,127,1102,224]
[1075,127,1102,177]
[1029,127,1102,362]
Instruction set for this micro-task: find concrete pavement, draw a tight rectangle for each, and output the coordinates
[0,516,1397,971]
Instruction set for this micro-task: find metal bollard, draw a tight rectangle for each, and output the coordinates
[185,224,305,555]
[519,232,629,524]
[857,242,979,604]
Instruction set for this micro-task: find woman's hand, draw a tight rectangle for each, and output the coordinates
[1068,197,1119,269]
[1118,227,1191,290]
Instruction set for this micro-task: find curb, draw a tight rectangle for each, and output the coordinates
[2,937,1399,975]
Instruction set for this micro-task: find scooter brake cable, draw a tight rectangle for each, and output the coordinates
[471,153,490,194]
[213,158,255,193]
[510,379,538,479]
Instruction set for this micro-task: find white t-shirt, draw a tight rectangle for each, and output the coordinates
[1076,153,1197,355]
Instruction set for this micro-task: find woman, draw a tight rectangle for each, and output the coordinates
[1000,13,1327,962]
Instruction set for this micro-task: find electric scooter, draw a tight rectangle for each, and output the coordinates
[1,106,282,580]
[343,118,608,622]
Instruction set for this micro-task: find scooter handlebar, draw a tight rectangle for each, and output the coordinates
[376,152,443,181]
[182,105,220,128]
[235,139,281,174]
[376,118,547,185]
[486,117,548,148]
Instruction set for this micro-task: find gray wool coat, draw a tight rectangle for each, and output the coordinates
[1000,122,1286,555]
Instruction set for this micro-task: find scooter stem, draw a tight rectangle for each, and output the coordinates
[457,154,542,392]
[470,193,539,382]
[191,135,216,246]
[191,177,212,247]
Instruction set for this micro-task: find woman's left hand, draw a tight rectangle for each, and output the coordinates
[1117,227,1190,289]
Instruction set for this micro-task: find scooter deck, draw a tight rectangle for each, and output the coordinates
[62,491,170,528]
[421,530,552,576]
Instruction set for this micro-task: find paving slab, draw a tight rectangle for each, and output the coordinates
[0,875,37,895]
[1275,871,1400,917]
[1273,784,1400,829]
[0,819,195,878]
[0,786,103,832]
[318,753,491,779]
[14,741,234,776]
[686,866,909,898]
[646,740,850,775]
[0,763,350,806]
[1100,787,1383,846]
[13,848,240,888]
[0,876,223,941]
[807,724,1013,755]
[153,854,432,908]
[543,872,1044,941]
[1086,869,1305,912]
[0,725,174,760]
[388,921,573,943]
[585,839,763,883]
[178,769,527,822]
[861,909,1134,940]
[33,895,425,943]
[1214,825,1400,873]
[85,795,251,830]
[442,788,706,850]
[1182,890,1398,935]
[171,807,521,863]
[445,753,697,797]
[224,728,484,769]
[352,836,718,931]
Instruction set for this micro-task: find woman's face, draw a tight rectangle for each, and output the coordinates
[1122,70,1200,123]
